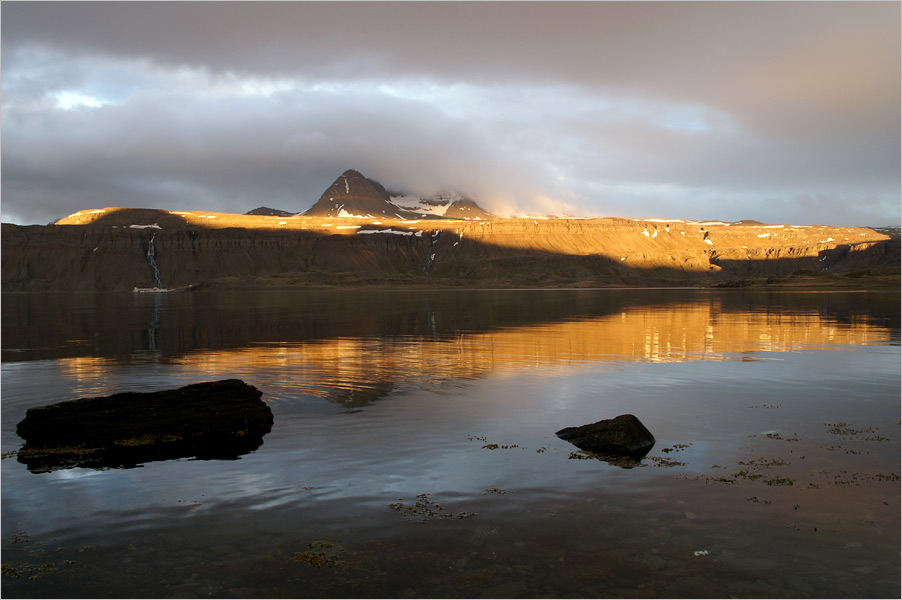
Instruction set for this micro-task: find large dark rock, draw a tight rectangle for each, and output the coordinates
[556,414,655,458]
[15,379,273,473]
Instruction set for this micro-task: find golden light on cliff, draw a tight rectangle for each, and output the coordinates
[47,208,892,288]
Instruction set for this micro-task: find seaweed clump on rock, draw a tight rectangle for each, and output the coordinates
[15,379,272,473]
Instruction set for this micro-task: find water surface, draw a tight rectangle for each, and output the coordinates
[2,289,899,598]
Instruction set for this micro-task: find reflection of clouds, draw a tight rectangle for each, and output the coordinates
[53,302,891,406]
[31,456,294,520]
[48,468,106,481]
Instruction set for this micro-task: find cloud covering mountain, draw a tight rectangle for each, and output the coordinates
[2,2,899,226]
[302,169,493,220]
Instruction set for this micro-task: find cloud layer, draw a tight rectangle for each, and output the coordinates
[2,2,899,226]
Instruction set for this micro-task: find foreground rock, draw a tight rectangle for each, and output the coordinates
[16,379,272,473]
[556,414,656,458]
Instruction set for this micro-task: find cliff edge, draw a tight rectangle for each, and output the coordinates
[3,208,898,291]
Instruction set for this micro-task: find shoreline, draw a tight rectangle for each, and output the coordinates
[2,275,899,294]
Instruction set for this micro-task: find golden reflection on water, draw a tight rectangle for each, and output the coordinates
[57,302,890,402]
[56,356,119,398]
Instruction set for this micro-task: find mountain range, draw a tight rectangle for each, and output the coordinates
[2,169,898,292]
[248,169,494,221]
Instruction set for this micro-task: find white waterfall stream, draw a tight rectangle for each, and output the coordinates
[135,232,166,292]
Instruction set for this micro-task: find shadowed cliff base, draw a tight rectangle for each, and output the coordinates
[2,208,898,292]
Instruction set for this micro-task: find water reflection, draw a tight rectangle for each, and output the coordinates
[1,290,898,599]
[4,290,898,364]
[41,295,896,406]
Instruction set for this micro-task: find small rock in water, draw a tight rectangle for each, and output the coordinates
[556,414,655,457]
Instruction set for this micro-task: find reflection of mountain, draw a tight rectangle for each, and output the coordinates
[45,296,896,406]
[325,380,395,408]
[4,290,898,365]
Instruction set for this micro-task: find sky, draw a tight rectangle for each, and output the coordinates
[2,1,899,226]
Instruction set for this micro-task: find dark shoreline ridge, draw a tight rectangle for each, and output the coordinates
[2,211,898,292]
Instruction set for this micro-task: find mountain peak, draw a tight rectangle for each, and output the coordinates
[303,169,494,220]
[303,170,394,218]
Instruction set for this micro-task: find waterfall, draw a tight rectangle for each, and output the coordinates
[146,232,164,289]
[423,230,441,275]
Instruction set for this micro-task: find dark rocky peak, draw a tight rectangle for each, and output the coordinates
[302,169,399,218]
[327,169,391,202]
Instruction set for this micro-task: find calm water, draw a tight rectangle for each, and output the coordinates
[2,289,899,598]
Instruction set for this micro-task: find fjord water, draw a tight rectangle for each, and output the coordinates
[2,289,899,598]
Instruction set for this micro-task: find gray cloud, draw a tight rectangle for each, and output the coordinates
[2,1,898,226]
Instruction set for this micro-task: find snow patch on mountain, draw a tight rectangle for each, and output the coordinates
[338,209,374,218]
[389,194,460,217]
[358,228,417,237]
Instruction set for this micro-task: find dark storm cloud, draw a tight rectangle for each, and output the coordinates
[2,2,899,226]
[1,72,537,219]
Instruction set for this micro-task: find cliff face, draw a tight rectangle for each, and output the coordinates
[2,209,898,291]
[436,218,899,285]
